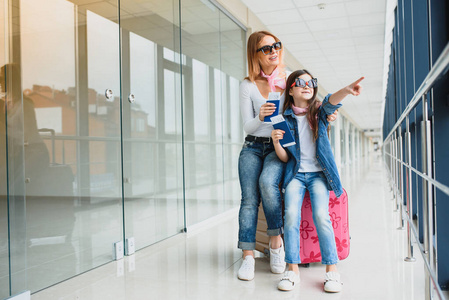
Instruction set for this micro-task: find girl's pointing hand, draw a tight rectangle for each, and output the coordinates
[347,77,364,96]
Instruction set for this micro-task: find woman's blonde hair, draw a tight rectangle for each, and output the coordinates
[245,31,285,82]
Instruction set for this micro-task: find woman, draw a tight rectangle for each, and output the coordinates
[237,31,337,281]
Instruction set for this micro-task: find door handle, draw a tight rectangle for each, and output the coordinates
[128,93,135,104]
[105,89,114,101]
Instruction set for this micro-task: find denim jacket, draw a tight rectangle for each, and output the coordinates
[282,94,344,198]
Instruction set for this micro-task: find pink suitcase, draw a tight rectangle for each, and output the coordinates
[299,189,350,263]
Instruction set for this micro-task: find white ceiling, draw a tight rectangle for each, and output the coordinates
[240,0,395,136]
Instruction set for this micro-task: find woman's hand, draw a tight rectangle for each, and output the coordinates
[259,102,276,121]
[327,110,338,122]
[346,77,365,96]
[271,129,285,145]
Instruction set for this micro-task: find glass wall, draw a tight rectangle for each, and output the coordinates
[0,152,7,300]
[0,1,8,297]
[119,0,184,252]
[220,13,245,218]
[180,0,244,227]
[5,0,124,294]
[0,0,245,297]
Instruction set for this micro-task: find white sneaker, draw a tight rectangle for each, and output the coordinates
[324,271,343,293]
[237,256,255,281]
[269,240,286,274]
[277,270,300,291]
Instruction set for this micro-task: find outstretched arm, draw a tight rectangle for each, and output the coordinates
[329,77,364,106]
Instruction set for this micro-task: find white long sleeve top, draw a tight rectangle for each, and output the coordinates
[239,79,286,137]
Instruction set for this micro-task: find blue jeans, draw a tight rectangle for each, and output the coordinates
[284,172,338,265]
[237,140,284,250]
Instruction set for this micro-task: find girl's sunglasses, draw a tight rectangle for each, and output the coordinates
[257,42,282,55]
[290,77,318,88]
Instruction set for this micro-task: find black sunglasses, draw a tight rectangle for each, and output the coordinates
[257,42,282,55]
[290,77,318,88]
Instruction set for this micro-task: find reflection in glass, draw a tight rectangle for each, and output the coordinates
[0,1,8,296]
[0,74,8,299]
[129,33,156,130]
[182,1,245,226]
[220,11,244,210]
[120,0,184,251]
[192,59,209,137]
[1,0,246,295]
[11,0,124,293]
[164,69,177,135]
[214,68,223,137]
[182,0,222,226]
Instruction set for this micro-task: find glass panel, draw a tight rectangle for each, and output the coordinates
[0,120,8,300]
[181,0,222,226]
[220,11,245,209]
[120,0,184,250]
[5,0,123,293]
[0,9,8,297]
[0,1,9,297]
[180,1,245,226]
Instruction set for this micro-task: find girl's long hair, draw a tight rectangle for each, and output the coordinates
[245,31,285,82]
[284,69,327,141]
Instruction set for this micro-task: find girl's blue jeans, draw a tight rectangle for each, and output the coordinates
[237,140,284,250]
[284,171,339,265]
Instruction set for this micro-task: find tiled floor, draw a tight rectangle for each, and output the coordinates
[32,153,433,299]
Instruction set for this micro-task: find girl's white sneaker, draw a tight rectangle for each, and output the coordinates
[277,270,300,291]
[324,271,342,293]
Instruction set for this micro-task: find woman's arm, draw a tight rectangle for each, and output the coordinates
[271,129,289,162]
[240,81,276,134]
[329,77,364,106]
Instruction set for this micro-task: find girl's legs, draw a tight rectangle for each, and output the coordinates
[326,264,338,272]
[287,263,299,273]
[283,172,306,266]
[277,173,305,291]
[308,172,341,292]
[308,172,338,266]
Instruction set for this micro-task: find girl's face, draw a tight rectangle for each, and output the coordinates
[289,73,314,104]
[257,35,280,71]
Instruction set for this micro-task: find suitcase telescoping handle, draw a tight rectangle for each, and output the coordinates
[38,128,55,164]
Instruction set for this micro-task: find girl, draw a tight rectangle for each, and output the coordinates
[271,70,363,292]
[237,32,338,281]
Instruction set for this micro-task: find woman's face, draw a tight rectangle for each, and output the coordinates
[257,35,280,71]
[289,73,314,104]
